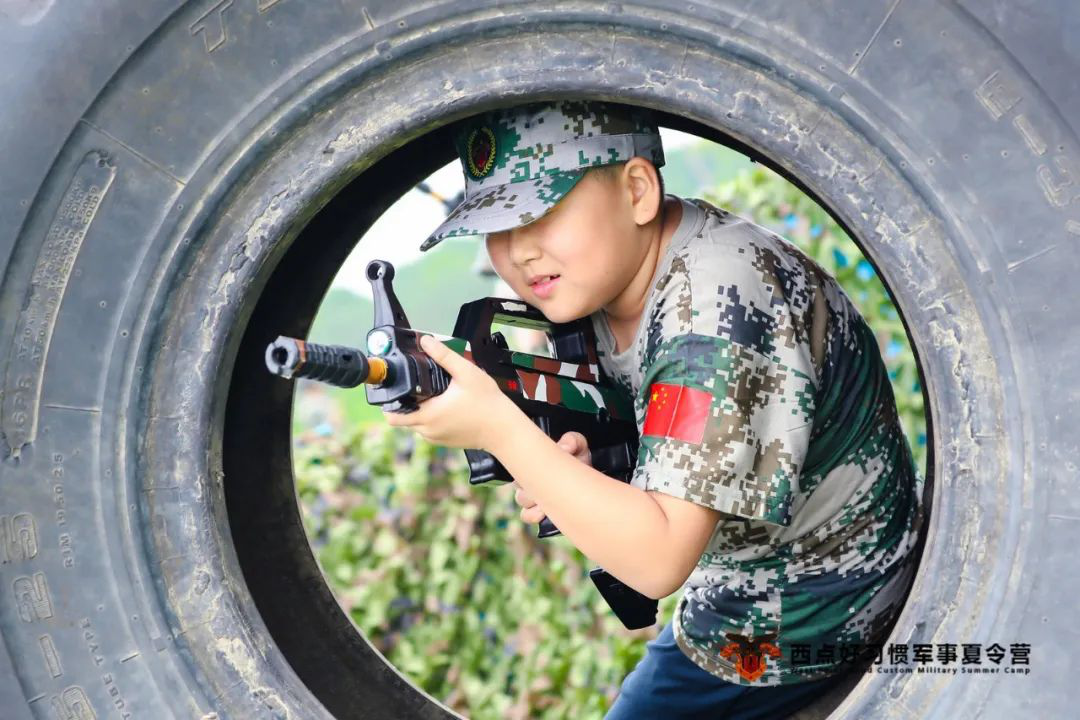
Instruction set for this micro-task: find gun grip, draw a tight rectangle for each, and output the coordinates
[588,568,659,630]
[536,516,561,538]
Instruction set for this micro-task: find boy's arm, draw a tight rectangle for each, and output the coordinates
[485,404,723,600]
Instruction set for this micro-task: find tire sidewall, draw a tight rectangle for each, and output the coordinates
[1,2,1070,718]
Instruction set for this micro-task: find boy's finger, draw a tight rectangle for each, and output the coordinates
[557,433,580,453]
[556,431,581,453]
[514,487,536,508]
[419,334,473,378]
[521,507,546,524]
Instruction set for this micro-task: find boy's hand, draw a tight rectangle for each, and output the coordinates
[382,334,517,452]
[513,431,591,524]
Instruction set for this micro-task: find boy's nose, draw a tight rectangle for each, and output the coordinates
[506,227,542,266]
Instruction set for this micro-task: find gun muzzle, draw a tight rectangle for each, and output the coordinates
[265,335,388,388]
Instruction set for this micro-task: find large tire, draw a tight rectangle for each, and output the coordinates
[1,2,1076,717]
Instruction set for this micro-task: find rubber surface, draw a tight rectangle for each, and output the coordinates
[1,1,1077,718]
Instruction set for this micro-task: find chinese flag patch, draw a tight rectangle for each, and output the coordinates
[642,382,713,444]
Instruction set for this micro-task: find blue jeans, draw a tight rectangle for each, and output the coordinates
[605,622,849,720]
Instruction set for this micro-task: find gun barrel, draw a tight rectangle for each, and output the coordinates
[265,335,387,388]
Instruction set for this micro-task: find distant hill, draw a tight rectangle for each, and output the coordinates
[663,139,753,198]
[308,241,498,346]
[392,239,501,335]
[307,287,374,348]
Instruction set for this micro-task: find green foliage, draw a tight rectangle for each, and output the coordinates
[295,422,678,719]
[293,160,927,718]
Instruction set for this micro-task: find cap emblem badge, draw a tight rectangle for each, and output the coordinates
[465,126,497,180]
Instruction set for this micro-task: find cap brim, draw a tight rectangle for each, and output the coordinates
[419,170,586,251]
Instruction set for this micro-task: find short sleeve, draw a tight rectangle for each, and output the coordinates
[631,245,817,527]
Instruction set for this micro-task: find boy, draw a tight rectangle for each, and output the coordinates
[385,100,925,719]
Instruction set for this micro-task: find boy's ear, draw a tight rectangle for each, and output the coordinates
[624,156,663,227]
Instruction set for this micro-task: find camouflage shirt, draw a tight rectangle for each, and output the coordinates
[589,196,925,686]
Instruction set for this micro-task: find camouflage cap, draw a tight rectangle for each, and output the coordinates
[419,99,665,252]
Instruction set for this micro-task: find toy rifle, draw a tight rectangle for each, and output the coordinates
[264,259,658,630]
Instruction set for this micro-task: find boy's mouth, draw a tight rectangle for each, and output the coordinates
[528,274,560,298]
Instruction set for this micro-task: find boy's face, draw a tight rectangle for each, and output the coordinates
[484,162,658,324]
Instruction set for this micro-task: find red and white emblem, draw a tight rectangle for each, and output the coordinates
[465,126,496,180]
